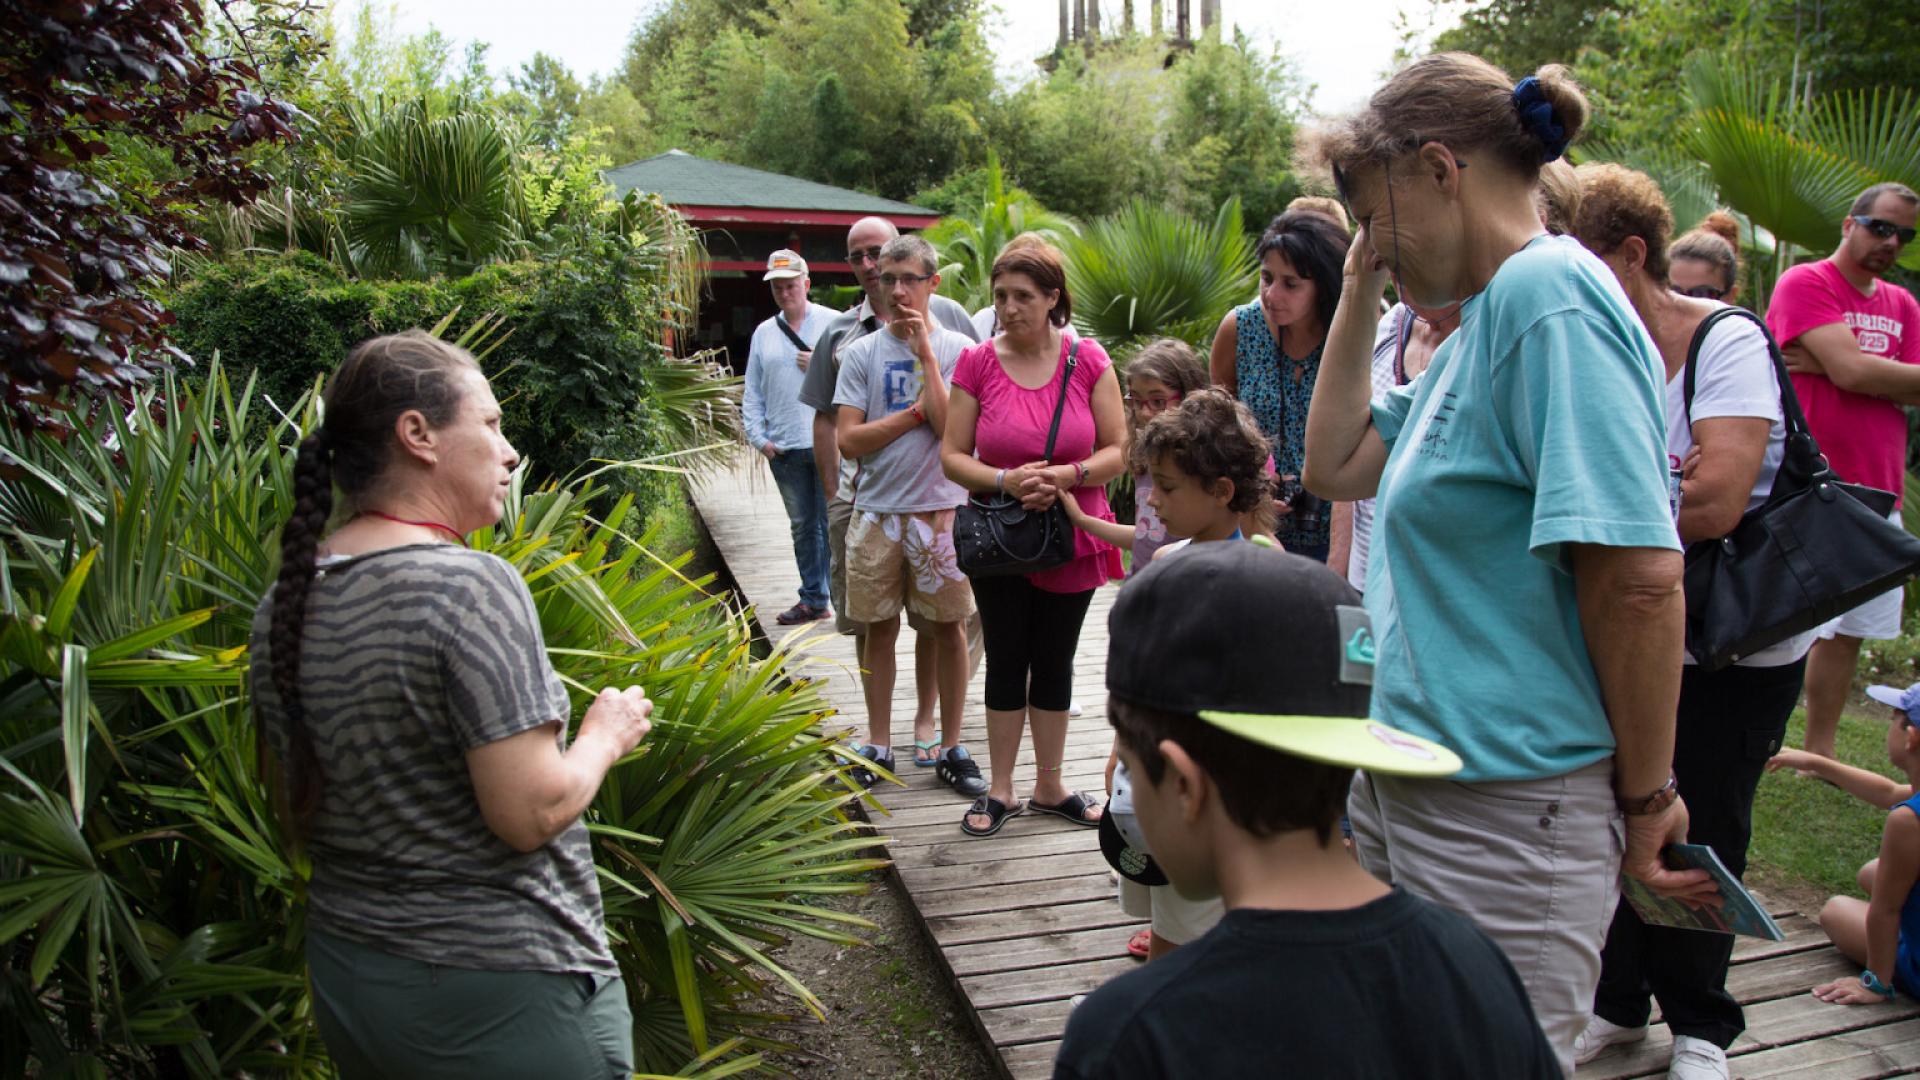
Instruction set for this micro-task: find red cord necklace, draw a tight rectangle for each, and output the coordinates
[359,509,466,546]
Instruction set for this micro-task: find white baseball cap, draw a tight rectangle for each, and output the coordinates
[764,250,807,280]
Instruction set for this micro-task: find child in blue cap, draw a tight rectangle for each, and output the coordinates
[1768,683,1920,1004]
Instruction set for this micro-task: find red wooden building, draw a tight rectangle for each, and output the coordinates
[605,149,940,373]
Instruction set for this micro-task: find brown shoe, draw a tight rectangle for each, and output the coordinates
[774,602,817,625]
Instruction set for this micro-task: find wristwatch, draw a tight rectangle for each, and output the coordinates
[1861,969,1897,999]
[1617,773,1678,816]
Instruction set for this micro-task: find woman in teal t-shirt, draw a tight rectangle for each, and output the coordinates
[1299,54,1714,1076]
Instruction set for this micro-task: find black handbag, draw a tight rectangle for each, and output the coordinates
[1679,307,1920,671]
[954,340,1081,578]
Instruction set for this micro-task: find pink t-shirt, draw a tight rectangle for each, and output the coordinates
[953,337,1125,593]
[1767,258,1920,505]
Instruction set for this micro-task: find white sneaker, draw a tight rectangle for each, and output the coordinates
[1573,1014,1647,1065]
[1668,1036,1728,1080]
[1068,699,1083,717]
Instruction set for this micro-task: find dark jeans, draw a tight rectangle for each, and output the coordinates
[1593,656,1807,1048]
[970,574,1094,712]
[767,448,829,609]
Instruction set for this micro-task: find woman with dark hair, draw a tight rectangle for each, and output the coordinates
[943,240,1126,837]
[1570,163,1810,1080]
[1301,55,1713,1073]
[1209,209,1351,561]
[249,330,652,1077]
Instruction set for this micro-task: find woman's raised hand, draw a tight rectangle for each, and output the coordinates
[583,685,653,758]
[1344,225,1391,305]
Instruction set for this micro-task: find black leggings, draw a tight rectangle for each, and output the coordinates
[970,575,1095,712]
[1593,657,1807,1047]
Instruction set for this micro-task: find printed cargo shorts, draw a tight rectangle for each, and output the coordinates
[845,508,974,625]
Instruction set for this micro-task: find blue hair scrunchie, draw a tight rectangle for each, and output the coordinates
[1511,77,1569,163]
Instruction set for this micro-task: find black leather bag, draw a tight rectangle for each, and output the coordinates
[1680,307,1920,671]
[954,340,1081,578]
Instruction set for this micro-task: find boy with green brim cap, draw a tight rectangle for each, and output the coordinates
[1054,541,1560,1079]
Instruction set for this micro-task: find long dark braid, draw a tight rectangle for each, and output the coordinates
[262,330,478,826]
[269,427,335,820]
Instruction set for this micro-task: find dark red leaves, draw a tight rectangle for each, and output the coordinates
[1,0,305,429]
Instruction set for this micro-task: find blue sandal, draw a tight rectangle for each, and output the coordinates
[912,739,941,767]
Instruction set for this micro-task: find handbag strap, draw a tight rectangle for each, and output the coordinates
[1042,338,1083,463]
[1680,305,1830,496]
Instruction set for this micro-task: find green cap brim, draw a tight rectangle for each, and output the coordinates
[1196,712,1463,778]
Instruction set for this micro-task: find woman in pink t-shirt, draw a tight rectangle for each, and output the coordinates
[942,241,1126,837]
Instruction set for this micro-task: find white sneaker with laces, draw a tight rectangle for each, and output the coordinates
[1573,1014,1647,1065]
[1668,1035,1728,1080]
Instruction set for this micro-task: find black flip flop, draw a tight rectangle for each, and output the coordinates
[1029,791,1103,827]
[961,795,1025,837]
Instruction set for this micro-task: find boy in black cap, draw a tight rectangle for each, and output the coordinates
[1054,542,1560,1079]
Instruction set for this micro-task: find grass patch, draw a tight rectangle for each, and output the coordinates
[1749,705,1905,900]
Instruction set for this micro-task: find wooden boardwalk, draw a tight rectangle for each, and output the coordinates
[691,453,1920,1080]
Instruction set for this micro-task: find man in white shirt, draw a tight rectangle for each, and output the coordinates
[744,249,836,624]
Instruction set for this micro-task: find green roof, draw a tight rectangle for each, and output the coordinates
[604,150,934,215]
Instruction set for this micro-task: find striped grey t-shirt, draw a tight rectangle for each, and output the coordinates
[248,544,615,975]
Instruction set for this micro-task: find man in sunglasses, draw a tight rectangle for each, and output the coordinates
[1766,181,1920,760]
[796,217,982,781]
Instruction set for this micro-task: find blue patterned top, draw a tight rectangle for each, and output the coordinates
[1232,301,1330,553]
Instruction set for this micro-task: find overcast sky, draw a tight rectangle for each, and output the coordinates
[374,0,1451,116]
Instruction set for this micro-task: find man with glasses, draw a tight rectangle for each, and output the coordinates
[796,217,981,786]
[1767,182,1920,759]
[829,234,987,796]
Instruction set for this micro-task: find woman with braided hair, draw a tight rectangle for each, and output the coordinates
[248,330,651,1078]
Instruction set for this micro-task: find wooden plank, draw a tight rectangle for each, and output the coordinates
[976,997,1076,1048]
[960,957,1140,1010]
[1576,987,1920,1079]
[891,828,1104,870]
[1735,1021,1920,1077]
[914,874,1122,919]
[998,1040,1063,1080]
[944,923,1144,978]
[895,842,1114,893]
[928,898,1142,947]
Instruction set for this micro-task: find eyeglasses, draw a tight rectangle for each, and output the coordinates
[1124,393,1183,411]
[847,246,884,265]
[878,272,932,288]
[1673,283,1727,300]
[1852,216,1917,245]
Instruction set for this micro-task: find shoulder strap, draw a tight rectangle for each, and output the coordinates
[775,314,810,352]
[1681,305,1828,493]
[1392,306,1416,385]
[1043,338,1083,462]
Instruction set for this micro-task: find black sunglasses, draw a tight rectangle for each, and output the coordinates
[1853,216,1917,245]
[1674,283,1727,300]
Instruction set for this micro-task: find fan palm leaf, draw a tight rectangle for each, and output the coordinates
[1064,197,1255,359]
[342,100,531,279]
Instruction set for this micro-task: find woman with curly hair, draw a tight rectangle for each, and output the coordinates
[249,330,652,1077]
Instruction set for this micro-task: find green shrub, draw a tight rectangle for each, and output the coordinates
[0,363,874,1075]
[166,245,737,513]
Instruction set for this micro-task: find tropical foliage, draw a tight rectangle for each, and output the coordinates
[0,361,882,1076]
[1064,198,1255,359]
[925,153,1079,315]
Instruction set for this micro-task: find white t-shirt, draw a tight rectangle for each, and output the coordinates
[1665,308,1813,667]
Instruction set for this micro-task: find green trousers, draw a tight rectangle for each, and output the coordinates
[307,927,634,1079]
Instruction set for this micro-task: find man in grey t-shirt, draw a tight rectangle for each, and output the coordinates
[798,216,982,790]
[831,235,986,799]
